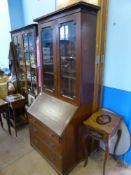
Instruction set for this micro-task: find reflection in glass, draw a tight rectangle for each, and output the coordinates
[42,27,54,91]
[12,31,37,96]
[23,33,28,52]
[23,33,32,94]
[13,35,25,93]
[60,22,76,98]
[29,33,34,51]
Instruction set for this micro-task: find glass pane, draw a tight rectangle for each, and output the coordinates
[15,36,22,64]
[28,33,34,51]
[13,35,25,94]
[23,33,31,93]
[29,33,37,94]
[28,33,36,68]
[42,27,54,91]
[60,22,76,98]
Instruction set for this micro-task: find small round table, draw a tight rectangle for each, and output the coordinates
[83,109,121,175]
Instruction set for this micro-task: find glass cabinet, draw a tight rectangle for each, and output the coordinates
[35,2,100,104]
[11,24,38,100]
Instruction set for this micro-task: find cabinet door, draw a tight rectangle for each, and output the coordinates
[40,23,57,95]
[12,33,25,95]
[57,15,80,104]
[22,30,38,96]
[22,32,30,95]
[28,31,38,96]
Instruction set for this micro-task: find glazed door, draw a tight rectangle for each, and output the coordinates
[22,30,38,96]
[12,33,25,95]
[57,15,80,104]
[40,22,57,95]
[22,32,30,95]
[28,30,38,96]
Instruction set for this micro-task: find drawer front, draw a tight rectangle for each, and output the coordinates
[87,128,104,140]
[29,115,62,154]
[29,115,60,142]
[30,125,62,154]
[30,133,63,172]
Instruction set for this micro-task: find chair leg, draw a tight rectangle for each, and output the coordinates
[0,114,3,128]
[5,112,11,135]
[12,110,17,137]
[82,134,90,167]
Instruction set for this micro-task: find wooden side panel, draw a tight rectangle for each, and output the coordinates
[80,11,97,105]
[93,0,109,111]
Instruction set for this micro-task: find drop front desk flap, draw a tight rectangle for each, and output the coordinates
[28,93,78,136]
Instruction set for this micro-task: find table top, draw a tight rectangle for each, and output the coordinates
[84,109,121,135]
[6,94,25,103]
[0,98,7,106]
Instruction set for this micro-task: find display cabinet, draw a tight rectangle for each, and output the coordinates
[10,24,38,100]
[37,2,99,106]
[28,2,99,175]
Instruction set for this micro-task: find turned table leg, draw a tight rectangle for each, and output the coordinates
[6,112,11,135]
[0,113,3,128]
[103,141,109,175]
[113,129,122,160]
[82,134,89,167]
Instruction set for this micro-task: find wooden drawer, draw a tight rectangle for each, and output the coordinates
[86,128,104,139]
[30,123,62,154]
[30,133,63,172]
[29,115,62,153]
[29,115,60,142]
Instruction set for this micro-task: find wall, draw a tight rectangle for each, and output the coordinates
[22,0,56,25]
[0,0,11,68]
[103,0,131,164]
[104,0,131,91]
[56,0,98,9]
[7,0,24,30]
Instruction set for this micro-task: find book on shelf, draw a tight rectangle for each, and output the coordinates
[6,93,24,101]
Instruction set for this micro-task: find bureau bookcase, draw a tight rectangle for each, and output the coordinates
[28,2,99,175]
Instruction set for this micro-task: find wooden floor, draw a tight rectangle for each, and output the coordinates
[0,119,131,175]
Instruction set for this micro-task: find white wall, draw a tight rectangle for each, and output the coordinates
[0,0,11,68]
[22,0,56,25]
[104,0,131,92]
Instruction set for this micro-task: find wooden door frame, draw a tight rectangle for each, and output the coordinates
[93,0,109,112]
